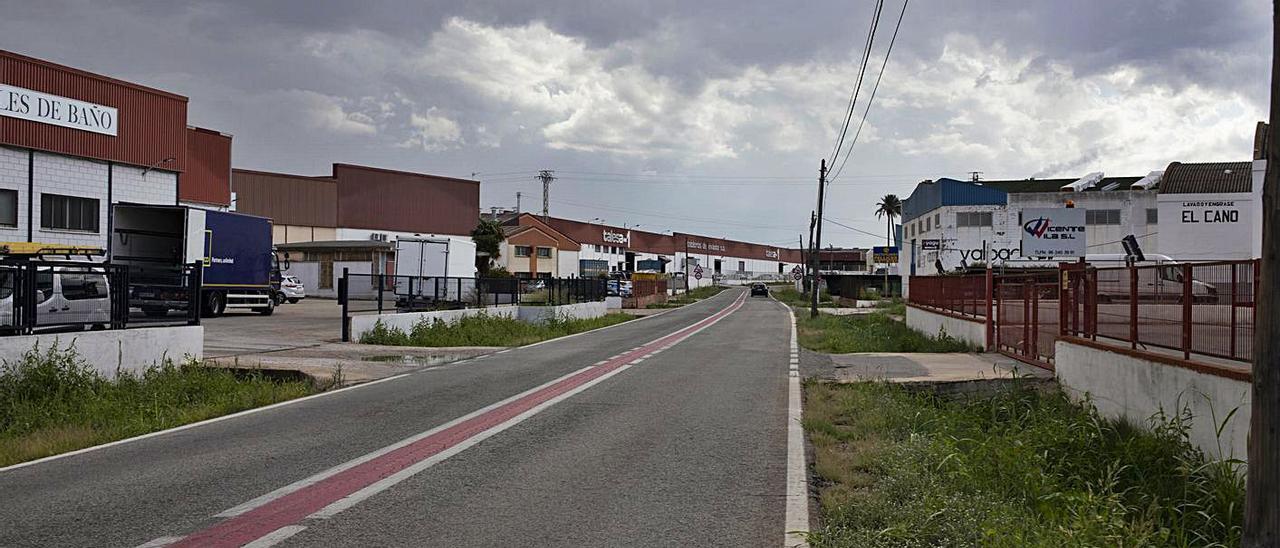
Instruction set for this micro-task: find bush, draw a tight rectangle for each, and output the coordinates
[797,312,972,353]
[804,382,1244,547]
[0,343,313,466]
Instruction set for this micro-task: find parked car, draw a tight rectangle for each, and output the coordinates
[0,266,110,330]
[277,275,306,304]
[750,282,769,297]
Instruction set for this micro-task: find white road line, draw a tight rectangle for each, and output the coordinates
[217,292,749,521]
[295,293,750,523]
[781,302,810,547]
[135,536,182,548]
[0,372,413,474]
[242,525,307,548]
[1,292,723,476]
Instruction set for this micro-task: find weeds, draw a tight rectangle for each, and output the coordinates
[796,312,972,353]
[360,312,633,347]
[0,342,314,466]
[804,381,1244,547]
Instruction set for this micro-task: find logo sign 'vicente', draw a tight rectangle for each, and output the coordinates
[0,84,118,136]
[1020,208,1086,257]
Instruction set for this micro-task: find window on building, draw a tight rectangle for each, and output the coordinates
[0,189,16,228]
[1085,209,1121,225]
[934,213,940,227]
[41,194,99,232]
[536,247,552,258]
[956,211,994,227]
[1146,208,1158,224]
[738,260,745,272]
[925,217,931,231]
[515,246,532,257]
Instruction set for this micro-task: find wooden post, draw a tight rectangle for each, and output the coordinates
[1245,3,1280,541]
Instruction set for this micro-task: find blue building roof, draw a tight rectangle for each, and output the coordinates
[901,178,1008,222]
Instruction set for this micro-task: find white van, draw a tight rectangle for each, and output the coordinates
[0,266,111,330]
[1088,254,1218,303]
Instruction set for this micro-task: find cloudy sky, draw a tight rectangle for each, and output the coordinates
[1,0,1270,247]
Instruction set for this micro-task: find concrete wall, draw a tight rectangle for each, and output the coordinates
[350,301,606,341]
[350,306,518,340]
[1055,340,1250,461]
[283,261,321,298]
[905,305,986,350]
[0,326,203,378]
[516,301,606,323]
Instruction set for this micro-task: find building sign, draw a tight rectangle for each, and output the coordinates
[764,249,779,259]
[921,239,940,251]
[686,240,726,253]
[0,83,118,136]
[1157,192,1260,260]
[872,246,899,263]
[602,230,629,245]
[1020,208,1086,257]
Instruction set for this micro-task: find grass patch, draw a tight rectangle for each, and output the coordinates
[0,343,315,467]
[876,297,905,317]
[796,311,973,353]
[360,312,634,347]
[646,285,727,308]
[804,381,1244,547]
[771,286,836,308]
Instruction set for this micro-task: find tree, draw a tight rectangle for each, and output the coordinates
[471,219,506,275]
[874,194,902,247]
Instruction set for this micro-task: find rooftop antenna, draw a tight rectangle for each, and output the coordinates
[969,171,983,183]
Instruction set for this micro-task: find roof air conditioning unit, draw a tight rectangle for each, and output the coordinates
[369,232,388,242]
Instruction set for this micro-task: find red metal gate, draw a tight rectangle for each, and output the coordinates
[993,270,1062,369]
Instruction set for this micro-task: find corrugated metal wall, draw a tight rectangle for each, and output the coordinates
[182,127,231,206]
[1,50,188,171]
[232,169,337,227]
[333,164,478,236]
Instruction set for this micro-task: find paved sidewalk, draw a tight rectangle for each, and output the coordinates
[820,352,1052,383]
[207,344,502,386]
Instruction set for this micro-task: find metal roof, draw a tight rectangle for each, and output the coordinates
[981,176,1143,193]
[1158,162,1253,194]
[902,178,1007,222]
[274,240,393,251]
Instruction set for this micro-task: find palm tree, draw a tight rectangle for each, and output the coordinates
[874,194,902,247]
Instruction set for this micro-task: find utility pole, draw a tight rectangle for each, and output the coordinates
[806,211,817,294]
[810,160,826,318]
[799,234,807,292]
[516,192,522,214]
[537,170,555,222]
[1245,4,1279,545]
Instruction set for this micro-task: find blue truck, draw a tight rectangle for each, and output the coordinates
[111,204,280,317]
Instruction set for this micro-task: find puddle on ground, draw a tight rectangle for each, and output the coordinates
[361,354,462,366]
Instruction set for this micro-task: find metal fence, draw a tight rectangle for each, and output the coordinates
[1064,260,1256,362]
[338,271,609,333]
[994,270,1060,367]
[0,259,201,335]
[907,274,988,319]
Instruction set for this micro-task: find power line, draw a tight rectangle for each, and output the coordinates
[827,0,885,166]
[822,217,888,241]
[829,0,910,183]
[549,197,801,232]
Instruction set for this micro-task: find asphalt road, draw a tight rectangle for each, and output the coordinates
[0,288,796,547]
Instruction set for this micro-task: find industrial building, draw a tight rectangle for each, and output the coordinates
[232,164,480,294]
[0,50,232,253]
[900,125,1269,297]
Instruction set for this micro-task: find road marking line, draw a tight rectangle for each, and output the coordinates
[0,372,413,474]
[780,300,810,547]
[135,536,182,548]
[168,291,747,548]
[242,525,306,548]
[3,292,735,477]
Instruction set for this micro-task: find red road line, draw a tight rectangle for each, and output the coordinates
[173,290,746,547]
